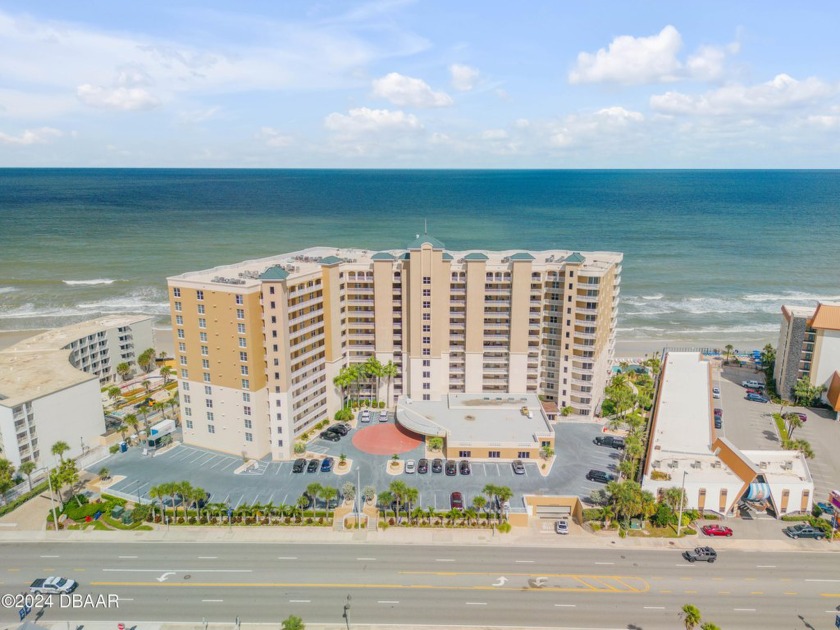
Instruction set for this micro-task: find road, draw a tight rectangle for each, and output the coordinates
[0,542,838,629]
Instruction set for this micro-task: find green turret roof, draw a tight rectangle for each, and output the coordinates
[564,252,586,264]
[463,252,489,261]
[407,234,446,249]
[319,256,343,266]
[509,252,535,261]
[371,252,396,261]
[260,266,289,280]
[442,252,454,261]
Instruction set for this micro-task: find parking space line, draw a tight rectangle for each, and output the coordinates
[234,495,244,509]
[208,458,227,470]
[275,463,284,475]
[251,493,261,507]
[220,460,239,472]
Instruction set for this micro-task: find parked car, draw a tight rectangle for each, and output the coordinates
[292,458,307,473]
[714,417,722,429]
[795,412,808,423]
[379,410,389,422]
[511,459,526,475]
[701,524,733,537]
[320,430,341,442]
[360,409,371,423]
[459,460,471,475]
[320,457,334,473]
[746,388,763,395]
[306,459,319,473]
[417,458,429,474]
[450,491,464,510]
[816,501,835,515]
[431,458,443,474]
[746,392,769,403]
[594,435,625,449]
[405,459,416,474]
[298,493,313,510]
[195,492,212,509]
[554,519,569,535]
[328,424,350,436]
[586,469,615,484]
[783,523,826,540]
[712,386,721,399]
[683,546,717,563]
[742,380,764,389]
[445,460,457,476]
[162,494,183,507]
[714,408,723,417]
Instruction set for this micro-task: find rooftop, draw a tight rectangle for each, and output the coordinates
[169,245,623,287]
[396,393,553,447]
[0,315,152,408]
[810,301,840,331]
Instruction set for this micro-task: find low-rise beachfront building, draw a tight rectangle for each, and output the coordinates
[167,237,622,461]
[643,352,813,518]
[775,301,840,417]
[396,393,554,461]
[0,316,153,467]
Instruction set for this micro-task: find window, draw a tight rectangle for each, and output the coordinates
[198,304,205,314]
[245,432,253,442]
[244,406,251,415]
[196,290,204,300]
[241,366,249,376]
[202,359,210,369]
[242,392,250,402]
[273,358,279,366]
[242,379,250,389]
[423,382,430,389]
[236,309,245,319]
[173,287,181,297]
[423,360,430,367]
[569,271,574,278]
[201,345,209,356]
[199,318,206,329]
[423,301,431,308]
[183,395,191,404]
[185,407,192,416]
[244,419,252,429]
[203,373,211,383]
[200,332,207,342]
[422,348,430,356]
[422,394,430,400]
[206,412,214,421]
[488,451,500,458]
[423,325,430,332]
[175,315,183,325]
[277,439,283,447]
[237,323,246,333]
[175,301,182,312]
[423,371,430,378]
[186,420,193,429]
[182,382,190,391]
[271,316,276,324]
[240,351,248,362]
[423,276,431,284]
[236,294,244,305]
[272,344,278,352]
[274,372,280,379]
[180,356,188,366]
[208,425,215,434]
[459,450,471,457]
[269,286,275,294]
[204,385,212,395]
[517,451,530,459]
[178,342,186,352]
[423,313,430,321]
[272,330,277,338]
[423,336,431,344]
[181,368,188,378]
[206,399,213,408]
[422,288,431,297]
[238,337,247,348]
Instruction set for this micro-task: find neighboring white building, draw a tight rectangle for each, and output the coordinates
[0,316,153,468]
[642,352,813,518]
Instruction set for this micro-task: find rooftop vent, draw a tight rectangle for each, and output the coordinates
[691,460,702,469]
[711,461,722,469]
[759,462,768,469]
[667,460,678,469]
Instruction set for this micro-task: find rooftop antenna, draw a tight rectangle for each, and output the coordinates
[424,218,428,235]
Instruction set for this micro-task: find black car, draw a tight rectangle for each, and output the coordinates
[714,417,722,429]
[418,458,429,474]
[328,424,350,436]
[682,546,717,563]
[320,457,334,473]
[292,458,307,473]
[783,524,826,540]
[320,430,341,442]
[594,435,625,449]
[586,469,615,484]
[445,460,457,476]
[459,460,471,475]
[511,459,525,475]
[306,459,319,473]
[431,458,443,473]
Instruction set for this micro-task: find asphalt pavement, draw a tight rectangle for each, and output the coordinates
[1,542,838,629]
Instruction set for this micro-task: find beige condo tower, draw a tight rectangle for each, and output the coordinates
[168,236,622,461]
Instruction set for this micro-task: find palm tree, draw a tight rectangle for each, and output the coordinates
[153,401,167,420]
[700,623,720,630]
[364,356,384,402]
[107,386,122,403]
[464,507,478,526]
[382,360,398,407]
[377,490,394,519]
[425,506,437,525]
[333,366,354,408]
[296,495,310,520]
[496,486,513,519]
[306,483,322,517]
[0,459,15,506]
[51,441,70,462]
[116,362,132,381]
[138,348,156,373]
[607,479,644,527]
[785,412,804,439]
[118,424,129,442]
[18,460,36,491]
[483,484,500,516]
[148,484,165,522]
[124,414,140,441]
[788,439,815,459]
[388,480,409,523]
[472,495,487,519]
[160,365,174,385]
[319,486,338,520]
[723,344,734,364]
[680,603,702,630]
[158,350,168,361]
[142,379,151,394]
[167,395,180,424]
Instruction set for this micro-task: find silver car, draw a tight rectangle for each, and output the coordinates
[405,459,416,474]
[554,519,569,535]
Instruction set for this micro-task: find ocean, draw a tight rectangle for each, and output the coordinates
[1,169,838,347]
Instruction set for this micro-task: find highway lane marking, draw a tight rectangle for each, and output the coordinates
[554,604,575,608]
[594,562,614,565]
[40,555,59,558]
[377,601,399,604]
[643,606,665,610]
[820,593,840,597]
[807,579,840,582]
[515,560,534,564]
[756,565,776,568]
[277,557,298,560]
[659,590,672,594]
[198,557,218,559]
[465,602,487,605]
[784,592,798,595]
[201,599,223,603]
[119,556,138,559]
[750,591,764,595]
[289,600,310,603]
[102,569,252,573]
[435,558,455,562]
[734,608,756,612]
[357,557,377,561]
[718,592,731,595]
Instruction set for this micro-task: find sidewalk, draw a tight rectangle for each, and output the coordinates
[6,623,539,630]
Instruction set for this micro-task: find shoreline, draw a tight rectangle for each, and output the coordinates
[0,327,774,359]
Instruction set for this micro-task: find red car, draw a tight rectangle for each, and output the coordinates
[746,389,762,396]
[795,413,807,423]
[701,524,733,537]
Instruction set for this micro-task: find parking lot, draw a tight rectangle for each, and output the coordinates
[99,417,617,513]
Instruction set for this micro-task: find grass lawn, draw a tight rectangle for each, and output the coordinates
[627,523,697,538]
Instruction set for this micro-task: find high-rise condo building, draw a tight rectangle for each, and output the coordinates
[167,237,622,460]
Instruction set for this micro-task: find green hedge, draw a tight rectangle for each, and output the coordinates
[0,481,50,518]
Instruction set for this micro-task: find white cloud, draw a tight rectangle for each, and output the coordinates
[450,64,479,91]
[480,129,508,140]
[371,72,452,107]
[0,127,63,145]
[177,106,221,124]
[807,115,840,129]
[595,106,645,123]
[76,84,161,111]
[569,25,683,85]
[324,107,422,134]
[651,74,837,116]
[256,127,293,147]
[569,26,738,85]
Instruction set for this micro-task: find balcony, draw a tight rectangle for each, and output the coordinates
[574,330,596,340]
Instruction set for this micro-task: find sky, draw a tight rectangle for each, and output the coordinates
[1,0,839,168]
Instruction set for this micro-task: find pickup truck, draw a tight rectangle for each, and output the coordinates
[30,576,78,594]
[682,547,717,563]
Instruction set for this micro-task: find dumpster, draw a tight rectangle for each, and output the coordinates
[110,505,125,519]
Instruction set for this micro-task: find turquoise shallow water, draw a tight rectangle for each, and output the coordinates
[1,169,838,342]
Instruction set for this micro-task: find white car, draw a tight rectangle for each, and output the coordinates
[742,380,763,389]
[360,409,370,423]
[30,576,77,594]
[379,410,388,422]
[712,386,721,399]
[554,520,569,535]
[405,460,416,474]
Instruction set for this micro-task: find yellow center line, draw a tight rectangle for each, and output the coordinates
[718,591,730,595]
[611,577,642,593]
[821,593,840,598]
[784,592,798,595]
[750,591,764,595]
[659,589,673,594]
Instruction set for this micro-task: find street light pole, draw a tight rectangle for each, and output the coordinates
[342,594,351,630]
[356,468,361,531]
[677,470,688,537]
[38,467,59,532]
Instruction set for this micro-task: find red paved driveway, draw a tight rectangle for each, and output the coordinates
[352,423,423,455]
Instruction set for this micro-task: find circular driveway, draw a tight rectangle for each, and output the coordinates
[352,423,424,455]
